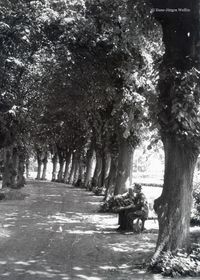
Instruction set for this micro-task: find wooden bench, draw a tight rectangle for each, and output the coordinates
[116,207,148,232]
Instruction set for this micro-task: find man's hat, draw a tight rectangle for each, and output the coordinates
[134,183,142,190]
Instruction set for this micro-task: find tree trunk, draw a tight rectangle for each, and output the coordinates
[74,163,80,185]
[17,149,25,188]
[103,151,111,186]
[129,151,134,187]
[63,152,71,183]
[73,153,80,185]
[2,146,26,189]
[10,147,18,188]
[149,0,200,260]
[2,148,10,188]
[2,146,15,188]
[51,153,58,182]
[36,161,42,180]
[98,150,106,189]
[68,152,76,184]
[91,150,102,190]
[87,154,96,190]
[77,158,85,182]
[41,152,48,180]
[36,150,42,180]
[114,139,133,195]
[98,150,111,193]
[57,160,64,182]
[57,151,64,182]
[79,161,85,183]
[25,157,30,179]
[104,154,118,199]
[36,160,42,180]
[152,137,198,260]
[84,147,95,188]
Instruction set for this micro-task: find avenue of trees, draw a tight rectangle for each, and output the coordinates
[0,0,200,274]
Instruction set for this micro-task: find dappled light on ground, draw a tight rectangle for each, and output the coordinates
[0,180,182,279]
[0,257,71,279]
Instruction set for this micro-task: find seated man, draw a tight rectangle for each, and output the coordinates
[118,184,149,231]
[126,184,149,231]
[117,187,135,228]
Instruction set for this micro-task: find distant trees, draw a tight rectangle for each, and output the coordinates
[0,1,43,188]
[26,0,159,196]
[0,0,161,192]
[0,0,87,187]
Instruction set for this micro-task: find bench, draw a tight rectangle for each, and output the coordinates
[116,207,148,232]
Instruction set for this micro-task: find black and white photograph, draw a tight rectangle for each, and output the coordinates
[0,0,199,279]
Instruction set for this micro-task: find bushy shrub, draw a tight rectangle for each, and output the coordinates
[149,248,200,277]
[93,187,106,196]
[0,189,27,201]
[99,193,133,213]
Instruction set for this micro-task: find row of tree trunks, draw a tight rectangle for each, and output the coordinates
[34,137,134,195]
[2,145,26,189]
[50,149,73,183]
[36,150,48,180]
[83,136,134,197]
[51,149,84,185]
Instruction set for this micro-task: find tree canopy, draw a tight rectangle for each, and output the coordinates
[0,0,200,274]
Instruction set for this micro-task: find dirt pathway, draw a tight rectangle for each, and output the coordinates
[0,181,166,280]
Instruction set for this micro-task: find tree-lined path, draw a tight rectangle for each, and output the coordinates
[0,181,164,280]
[0,0,200,275]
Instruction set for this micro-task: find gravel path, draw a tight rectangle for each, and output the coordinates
[0,181,173,280]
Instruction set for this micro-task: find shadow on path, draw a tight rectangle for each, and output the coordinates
[0,181,172,280]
